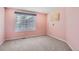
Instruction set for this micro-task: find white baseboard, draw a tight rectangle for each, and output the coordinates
[47,34,73,50]
[47,34,66,42]
[65,41,74,51]
[6,35,46,40]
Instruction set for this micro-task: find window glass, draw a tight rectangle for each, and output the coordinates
[15,12,36,32]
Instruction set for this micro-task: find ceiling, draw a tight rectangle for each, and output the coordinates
[13,7,55,13]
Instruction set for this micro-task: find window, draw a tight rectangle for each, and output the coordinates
[15,12,36,32]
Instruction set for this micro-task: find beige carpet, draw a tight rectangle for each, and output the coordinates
[0,36,72,51]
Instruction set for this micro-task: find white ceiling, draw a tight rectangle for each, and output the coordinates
[13,7,55,13]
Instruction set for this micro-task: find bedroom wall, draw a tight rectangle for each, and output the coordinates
[47,8,66,41]
[5,8,47,40]
[0,7,5,44]
[47,7,79,50]
[66,8,79,50]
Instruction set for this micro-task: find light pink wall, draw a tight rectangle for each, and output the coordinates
[47,8,66,40]
[47,7,79,50]
[66,8,79,50]
[5,8,47,40]
[0,7,5,44]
